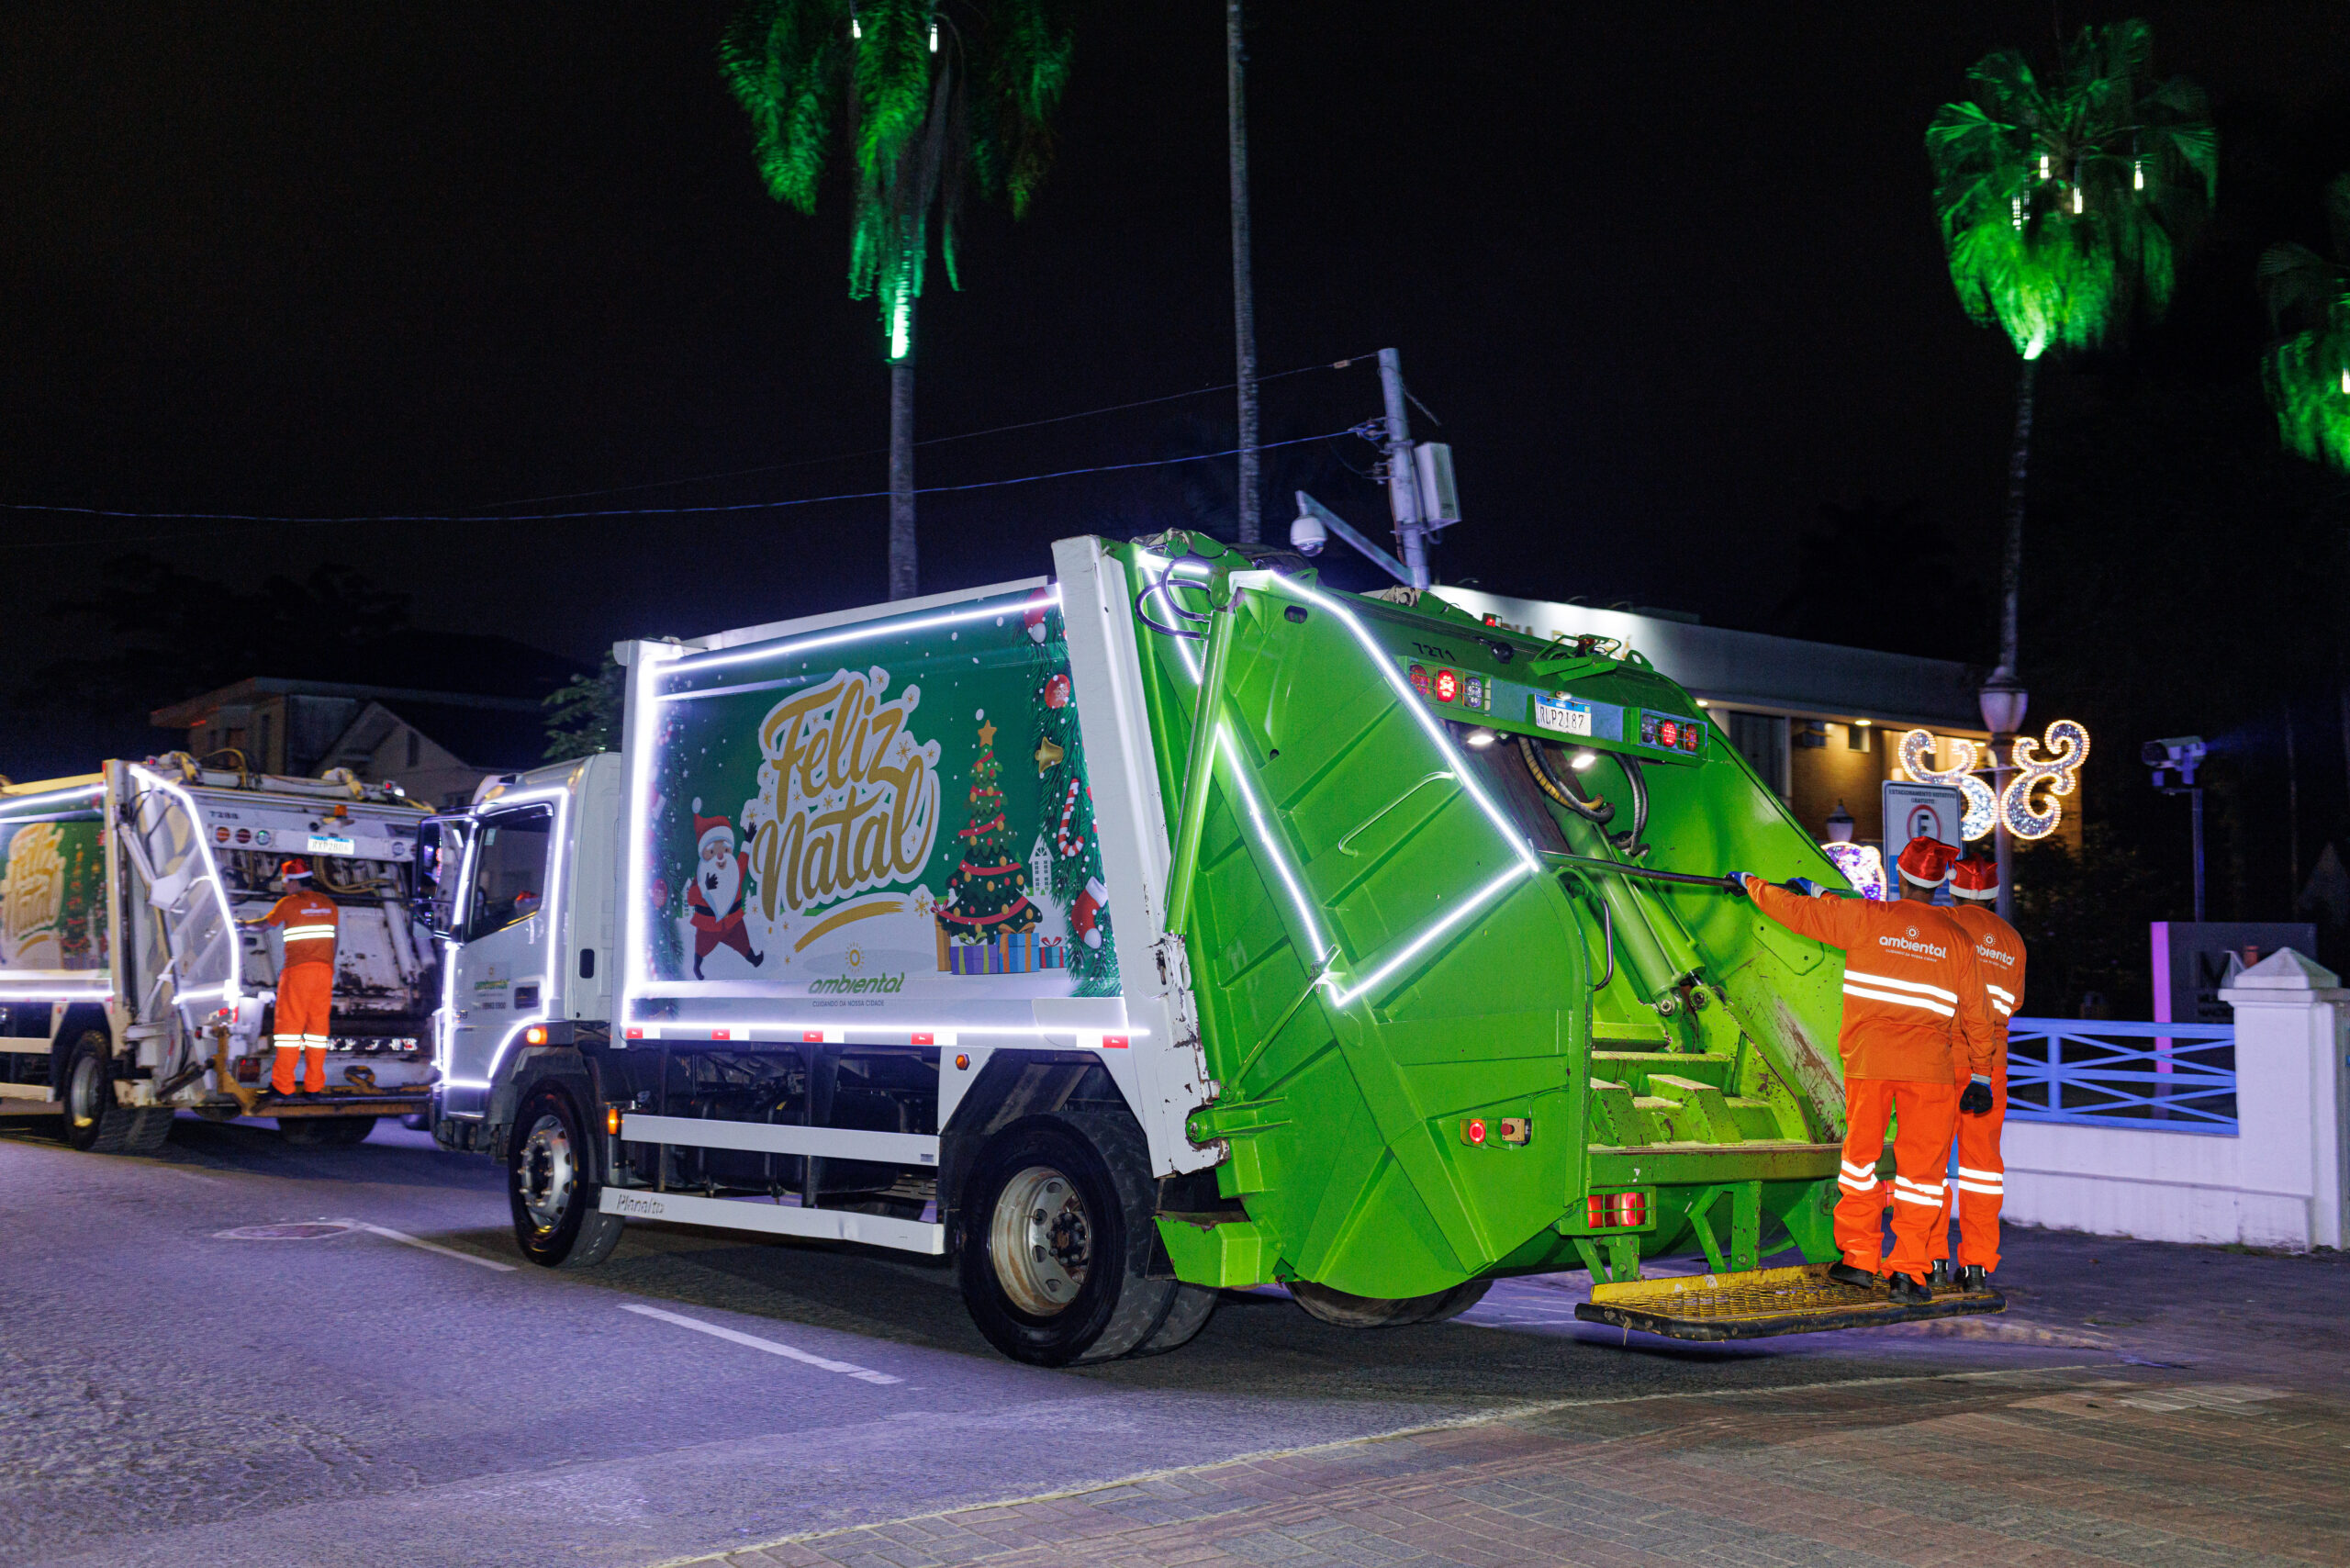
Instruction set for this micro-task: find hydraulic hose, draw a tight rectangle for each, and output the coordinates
[1516,736,1614,825]
[1612,754,1649,850]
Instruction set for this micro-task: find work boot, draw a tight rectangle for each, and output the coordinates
[1826,1260,1879,1293]
[1886,1271,1932,1305]
[1927,1260,1954,1291]
[1959,1264,1989,1293]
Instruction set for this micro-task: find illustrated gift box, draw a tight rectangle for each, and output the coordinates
[940,929,1067,975]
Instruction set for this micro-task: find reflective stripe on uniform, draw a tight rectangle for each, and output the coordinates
[1892,1186,1942,1206]
[1992,1000,2012,1017]
[283,924,337,940]
[274,1036,303,1047]
[1986,982,2016,1004]
[1841,982,1955,1017]
[1954,1179,2004,1195]
[1958,1165,2001,1181]
[1838,1168,1878,1191]
[1845,969,1959,1003]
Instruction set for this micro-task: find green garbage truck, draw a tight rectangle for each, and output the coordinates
[421,531,1999,1363]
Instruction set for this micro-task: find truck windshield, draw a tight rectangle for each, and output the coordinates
[465,807,552,941]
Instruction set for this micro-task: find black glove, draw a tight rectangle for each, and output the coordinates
[1959,1075,1994,1115]
[1723,871,1752,895]
[1779,877,1826,898]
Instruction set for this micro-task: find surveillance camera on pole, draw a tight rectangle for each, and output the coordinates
[1286,348,1460,593]
[1287,507,1326,557]
[2142,735,2209,921]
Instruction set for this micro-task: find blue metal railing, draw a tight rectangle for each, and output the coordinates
[2003,1018,2237,1136]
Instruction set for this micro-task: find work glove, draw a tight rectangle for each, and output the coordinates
[1959,1075,1994,1116]
[1722,872,1753,895]
[1779,877,1826,898]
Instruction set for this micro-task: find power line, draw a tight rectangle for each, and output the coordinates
[472,354,1378,510]
[0,426,1363,552]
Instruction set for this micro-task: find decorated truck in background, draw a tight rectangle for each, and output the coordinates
[0,759,436,1150]
[423,531,1999,1365]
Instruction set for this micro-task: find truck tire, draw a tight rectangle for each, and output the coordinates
[509,1086,623,1269]
[118,1108,174,1155]
[296,1114,377,1148]
[1290,1277,1492,1327]
[57,1032,133,1153]
[1131,1284,1220,1357]
[956,1113,1179,1366]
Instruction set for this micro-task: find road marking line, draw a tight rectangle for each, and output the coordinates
[621,1303,904,1384]
[352,1221,519,1271]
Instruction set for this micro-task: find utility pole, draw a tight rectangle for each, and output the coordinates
[1226,0,1259,543]
[889,339,916,600]
[1378,348,1428,589]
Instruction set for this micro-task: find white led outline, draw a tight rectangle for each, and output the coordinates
[0,983,112,1001]
[460,784,573,1090]
[433,812,482,1078]
[1144,556,1543,1010]
[617,596,1130,1053]
[658,592,1061,682]
[127,764,243,1008]
[0,780,106,815]
[610,1023,1148,1042]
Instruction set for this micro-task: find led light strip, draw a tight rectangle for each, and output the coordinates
[465,782,574,1091]
[0,780,105,815]
[1140,554,1540,1010]
[127,764,242,1008]
[617,591,1130,1055]
[657,590,1061,683]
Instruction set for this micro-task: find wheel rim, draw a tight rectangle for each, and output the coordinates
[515,1111,576,1235]
[67,1051,105,1130]
[990,1163,1092,1317]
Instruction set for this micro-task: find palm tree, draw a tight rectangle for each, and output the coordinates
[2259,174,2350,472]
[1926,19,2215,688]
[722,0,1076,599]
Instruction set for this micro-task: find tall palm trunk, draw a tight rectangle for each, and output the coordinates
[1990,353,2036,922]
[1227,0,1259,543]
[890,327,916,601]
[1995,356,2036,684]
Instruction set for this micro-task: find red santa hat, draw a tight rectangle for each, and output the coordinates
[691,799,734,856]
[1950,855,2000,901]
[1896,835,1959,887]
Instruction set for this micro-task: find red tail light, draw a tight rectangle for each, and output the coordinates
[1585,1191,1648,1228]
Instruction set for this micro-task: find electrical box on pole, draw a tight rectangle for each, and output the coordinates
[1414,442,1460,527]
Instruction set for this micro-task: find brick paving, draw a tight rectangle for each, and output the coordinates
[683,1368,2349,1568]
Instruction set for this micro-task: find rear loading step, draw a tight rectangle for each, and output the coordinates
[1574,1262,2005,1341]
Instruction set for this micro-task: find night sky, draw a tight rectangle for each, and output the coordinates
[3,4,2345,720]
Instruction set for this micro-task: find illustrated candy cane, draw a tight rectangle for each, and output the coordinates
[2002,720,2089,841]
[1897,729,1997,842]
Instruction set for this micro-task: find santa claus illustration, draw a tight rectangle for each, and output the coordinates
[687,801,764,978]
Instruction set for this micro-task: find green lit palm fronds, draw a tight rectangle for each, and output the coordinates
[2260,174,2350,471]
[721,0,1076,361]
[1927,18,2215,360]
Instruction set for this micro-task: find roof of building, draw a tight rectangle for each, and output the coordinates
[1431,587,1986,733]
[316,699,549,776]
[151,675,542,730]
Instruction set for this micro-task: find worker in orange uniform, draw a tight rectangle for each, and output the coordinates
[1732,837,1998,1304]
[240,859,340,1096]
[1928,854,2024,1293]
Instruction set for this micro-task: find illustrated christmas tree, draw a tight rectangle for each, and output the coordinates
[1025,597,1117,995]
[938,714,1041,958]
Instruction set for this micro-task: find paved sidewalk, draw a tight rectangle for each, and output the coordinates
[695,1366,2344,1567]
[687,1228,2350,1568]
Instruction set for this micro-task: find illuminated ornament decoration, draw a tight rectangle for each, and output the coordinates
[1897,729,1998,841]
[1822,842,1888,901]
[2001,719,2090,840]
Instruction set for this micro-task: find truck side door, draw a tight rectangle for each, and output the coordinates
[442,805,554,1103]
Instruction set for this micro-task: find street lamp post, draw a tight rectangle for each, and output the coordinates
[1979,678,2028,924]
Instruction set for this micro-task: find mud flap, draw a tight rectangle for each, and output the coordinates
[1573,1261,2005,1341]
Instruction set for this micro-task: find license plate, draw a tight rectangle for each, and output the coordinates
[306,833,356,855]
[1535,695,1592,736]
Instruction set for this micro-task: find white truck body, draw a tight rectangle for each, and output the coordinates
[429,544,1213,1261]
[0,758,437,1143]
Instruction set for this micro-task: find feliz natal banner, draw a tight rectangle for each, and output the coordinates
[637,589,1121,1014]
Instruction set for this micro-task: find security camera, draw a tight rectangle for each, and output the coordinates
[2143,735,2206,788]
[1288,509,1326,557]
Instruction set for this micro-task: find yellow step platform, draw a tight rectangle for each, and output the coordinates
[1573,1262,2005,1341]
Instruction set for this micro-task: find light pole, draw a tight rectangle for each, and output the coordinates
[1979,678,2028,923]
[1227,0,1259,543]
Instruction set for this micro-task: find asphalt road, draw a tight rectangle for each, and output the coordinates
[0,1116,2116,1568]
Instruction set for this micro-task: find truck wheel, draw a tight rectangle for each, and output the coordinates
[509,1087,623,1269]
[57,1032,129,1153]
[1290,1278,1492,1327]
[956,1113,1178,1366]
[323,1115,377,1147]
[1130,1284,1220,1357]
[277,1118,336,1148]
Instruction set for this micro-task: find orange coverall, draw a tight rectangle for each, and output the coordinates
[1744,880,1998,1281]
[1929,902,2026,1271]
[263,890,340,1094]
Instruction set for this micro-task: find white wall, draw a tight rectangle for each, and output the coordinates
[2004,948,2348,1252]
